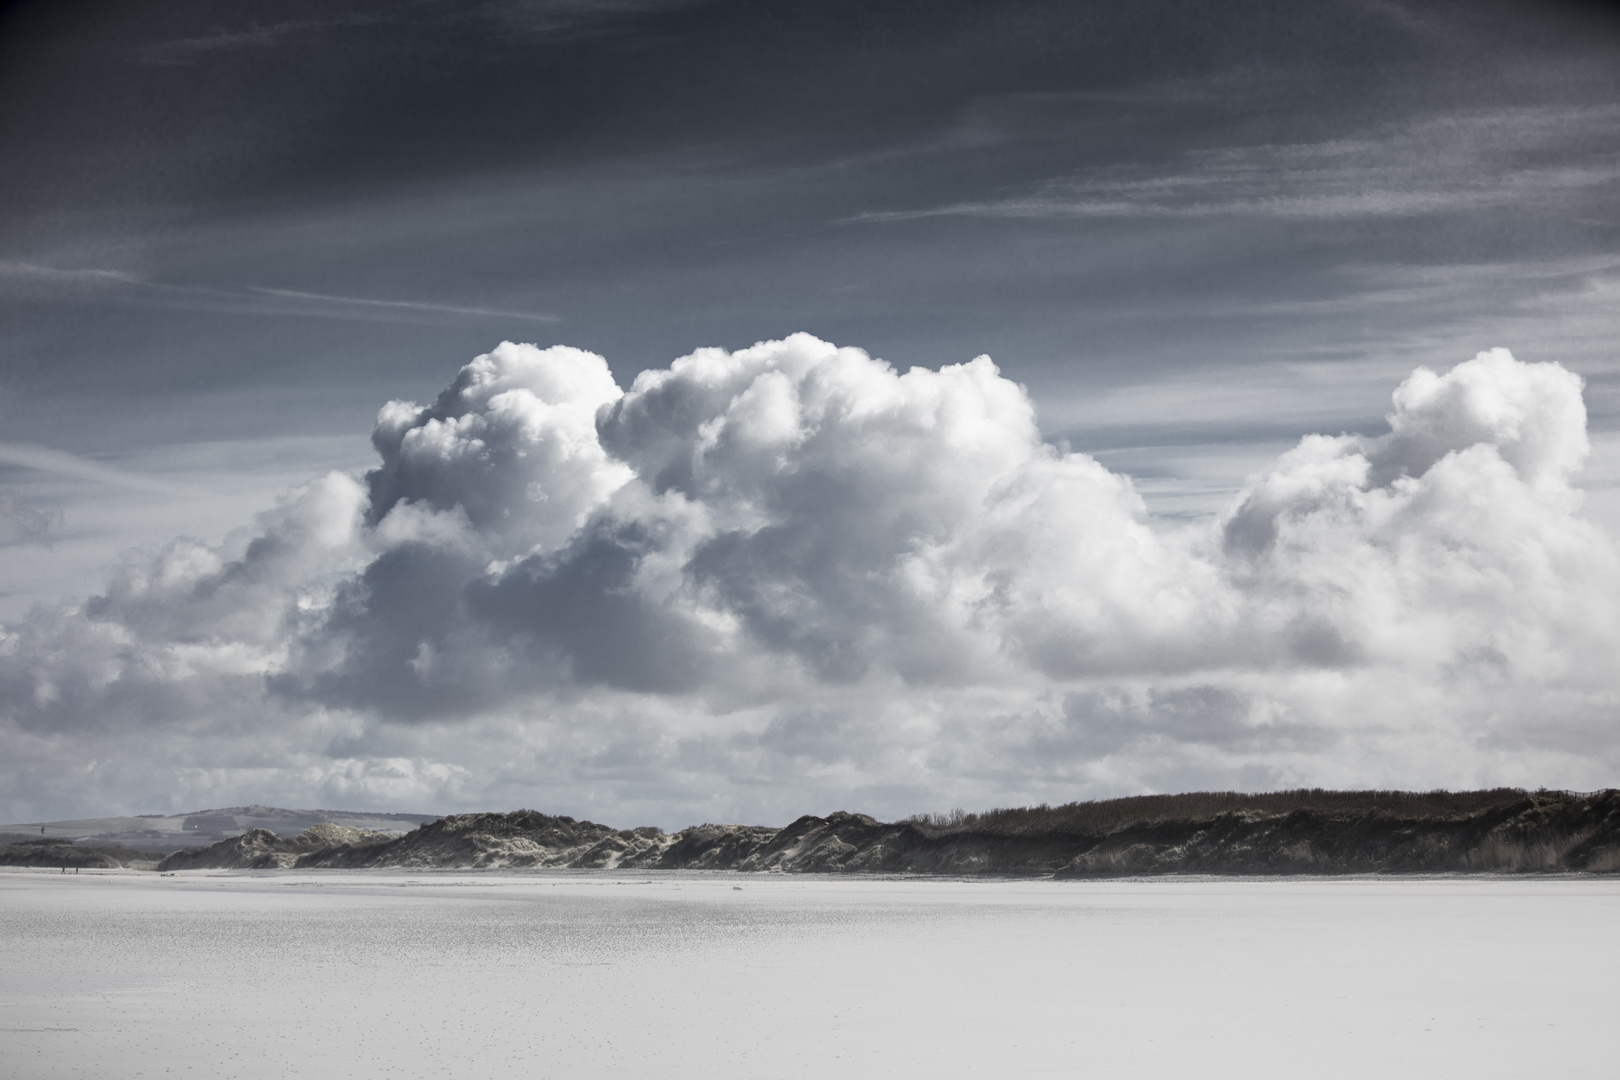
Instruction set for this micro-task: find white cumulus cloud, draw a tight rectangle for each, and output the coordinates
[2,337,1615,825]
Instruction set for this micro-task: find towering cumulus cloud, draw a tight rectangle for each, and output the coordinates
[1,338,1615,822]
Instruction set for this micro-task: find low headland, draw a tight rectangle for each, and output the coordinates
[6,788,1618,876]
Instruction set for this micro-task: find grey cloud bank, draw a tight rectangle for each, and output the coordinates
[2,337,1614,825]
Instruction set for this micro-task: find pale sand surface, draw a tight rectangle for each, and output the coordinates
[1,870,1615,1079]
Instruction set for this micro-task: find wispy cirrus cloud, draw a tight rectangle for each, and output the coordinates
[0,442,194,497]
[1236,256,1620,318]
[0,262,137,285]
[0,264,558,324]
[134,14,383,65]
[850,106,1620,224]
[249,287,559,322]
[132,1,702,65]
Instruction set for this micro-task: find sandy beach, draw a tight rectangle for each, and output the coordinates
[2,870,1615,1079]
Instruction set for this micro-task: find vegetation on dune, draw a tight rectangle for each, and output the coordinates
[902,788,1552,837]
[138,787,1620,876]
[0,836,163,870]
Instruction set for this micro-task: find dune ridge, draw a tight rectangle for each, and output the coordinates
[139,788,1620,876]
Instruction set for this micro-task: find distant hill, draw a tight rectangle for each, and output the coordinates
[151,788,1620,876]
[0,805,437,853]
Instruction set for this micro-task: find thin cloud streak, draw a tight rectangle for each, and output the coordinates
[134,13,385,65]
[0,265,559,324]
[848,106,1620,224]
[0,442,195,496]
[132,1,701,65]
[0,263,137,284]
[249,287,559,323]
[1236,258,1620,318]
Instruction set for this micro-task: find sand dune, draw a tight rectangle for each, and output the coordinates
[146,788,1620,875]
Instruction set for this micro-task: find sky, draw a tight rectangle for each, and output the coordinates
[2,0,1619,826]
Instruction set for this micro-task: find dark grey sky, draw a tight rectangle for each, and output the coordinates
[5,0,1618,444]
[2,0,1620,823]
